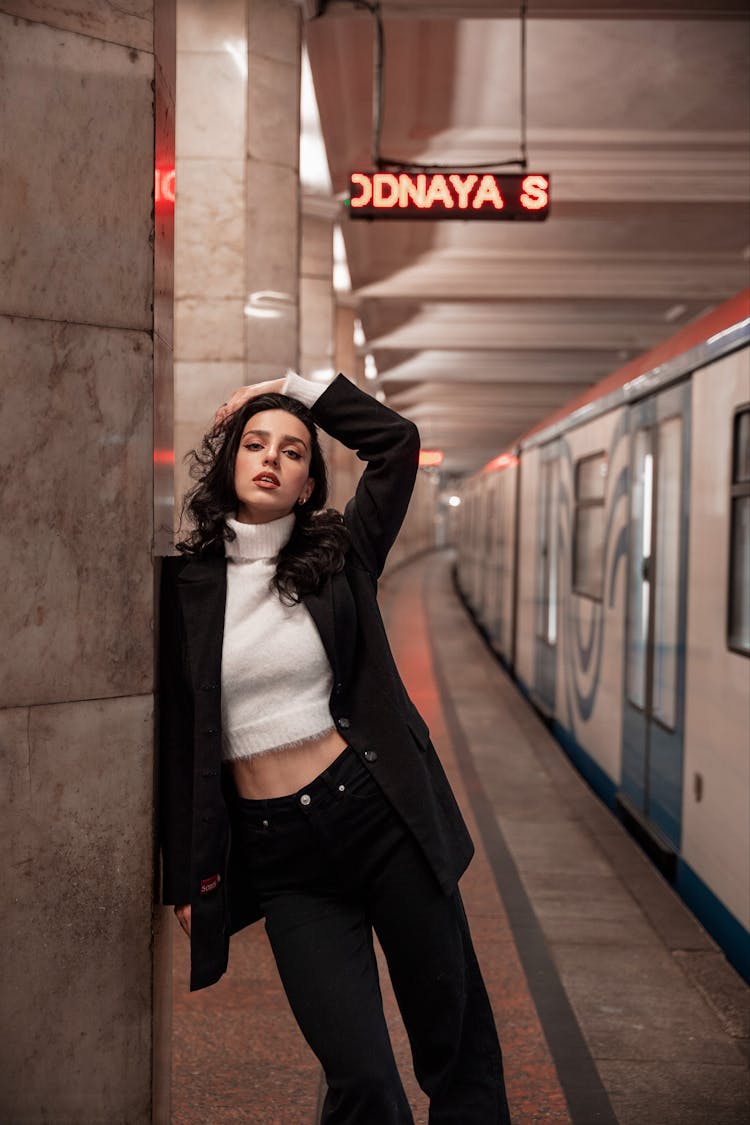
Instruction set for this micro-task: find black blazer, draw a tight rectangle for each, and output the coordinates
[158,373,475,991]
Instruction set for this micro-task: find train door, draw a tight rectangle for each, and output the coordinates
[479,485,496,625]
[621,382,691,850]
[534,442,560,713]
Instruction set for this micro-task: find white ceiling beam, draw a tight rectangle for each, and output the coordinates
[405,406,582,425]
[378,348,627,383]
[413,425,532,437]
[402,395,589,421]
[389,377,590,397]
[367,306,674,351]
[318,1,749,18]
[405,128,750,203]
[356,249,748,301]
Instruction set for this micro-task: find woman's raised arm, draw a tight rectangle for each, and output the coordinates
[214,372,421,579]
[291,372,421,580]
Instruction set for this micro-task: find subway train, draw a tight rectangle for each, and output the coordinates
[451,291,750,982]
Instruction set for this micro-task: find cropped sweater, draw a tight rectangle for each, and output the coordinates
[219,372,336,762]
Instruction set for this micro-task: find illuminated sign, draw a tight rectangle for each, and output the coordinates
[348,172,549,220]
[419,450,444,467]
[483,452,519,474]
[155,167,175,205]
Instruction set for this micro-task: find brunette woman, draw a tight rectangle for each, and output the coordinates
[159,371,512,1124]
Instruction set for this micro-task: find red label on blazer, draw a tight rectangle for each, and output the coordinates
[200,873,221,895]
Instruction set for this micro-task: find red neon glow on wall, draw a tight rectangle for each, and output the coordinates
[153,448,175,465]
[349,172,549,221]
[155,168,175,205]
[483,452,519,474]
[419,449,444,467]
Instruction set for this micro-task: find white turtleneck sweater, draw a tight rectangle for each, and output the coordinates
[220,372,336,762]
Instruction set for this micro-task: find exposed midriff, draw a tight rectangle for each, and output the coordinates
[227,726,349,799]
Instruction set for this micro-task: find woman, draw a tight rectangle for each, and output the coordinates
[159,370,512,1124]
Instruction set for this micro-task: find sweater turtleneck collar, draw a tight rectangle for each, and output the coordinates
[224,512,295,561]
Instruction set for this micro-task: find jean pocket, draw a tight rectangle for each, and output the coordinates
[230,805,274,844]
[339,764,381,801]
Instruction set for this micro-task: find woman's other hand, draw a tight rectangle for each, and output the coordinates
[174,903,191,938]
[214,378,286,427]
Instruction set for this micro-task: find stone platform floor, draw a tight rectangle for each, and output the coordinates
[170,548,749,1124]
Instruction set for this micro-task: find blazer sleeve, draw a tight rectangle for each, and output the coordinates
[285,372,421,579]
[157,556,194,906]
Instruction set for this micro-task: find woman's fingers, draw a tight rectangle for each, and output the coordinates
[214,378,286,427]
[174,903,191,938]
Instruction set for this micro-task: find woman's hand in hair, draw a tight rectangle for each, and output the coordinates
[214,378,286,427]
[174,903,191,938]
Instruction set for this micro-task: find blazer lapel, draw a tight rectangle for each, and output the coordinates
[301,579,339,688]
[302,569,357,693]
[177,552,227,689]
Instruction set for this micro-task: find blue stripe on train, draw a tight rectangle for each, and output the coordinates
[516,676,750,985]
[677,861,750,984]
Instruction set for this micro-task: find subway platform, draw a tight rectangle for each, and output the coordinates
[169,549,750,1125]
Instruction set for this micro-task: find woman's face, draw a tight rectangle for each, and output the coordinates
[234,408,315,524]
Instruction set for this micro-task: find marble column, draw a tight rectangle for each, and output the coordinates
[174,0,302,523]
[300,200,337,383]
[0,1,174,1122]
[300,198,343,508]
[245,0,302,381]
[328,302,363,514]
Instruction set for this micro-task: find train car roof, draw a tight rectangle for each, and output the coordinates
[480,287,750,475]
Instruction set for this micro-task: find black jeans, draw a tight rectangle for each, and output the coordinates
[228,744,512,1125]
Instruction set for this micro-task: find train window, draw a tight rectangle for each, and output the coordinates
[652,416,682,728]
[573,452,608,600]
[733,408,750,483]
[728,406,750,656]
[537,457,559,644]
[627,429,652,709]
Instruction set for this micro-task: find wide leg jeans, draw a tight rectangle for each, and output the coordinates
[229,744,512,1125]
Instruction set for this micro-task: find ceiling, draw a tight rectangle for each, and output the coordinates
[304,1,750,476]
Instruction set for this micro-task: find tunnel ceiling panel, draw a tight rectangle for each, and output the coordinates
[305,6,749,475]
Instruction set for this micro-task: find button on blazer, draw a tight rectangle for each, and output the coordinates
[158,373,475,992]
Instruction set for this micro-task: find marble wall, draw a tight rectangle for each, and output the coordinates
[300,203,337,382]
[245,0,301,374]
[174,0,247,520]
[0,1,174,1121]
[174,0,302,528]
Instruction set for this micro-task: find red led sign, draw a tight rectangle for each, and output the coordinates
[348,172,550,221]
[155,167,175,206]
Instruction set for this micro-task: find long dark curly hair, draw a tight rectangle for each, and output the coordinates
[177,392,350,604]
